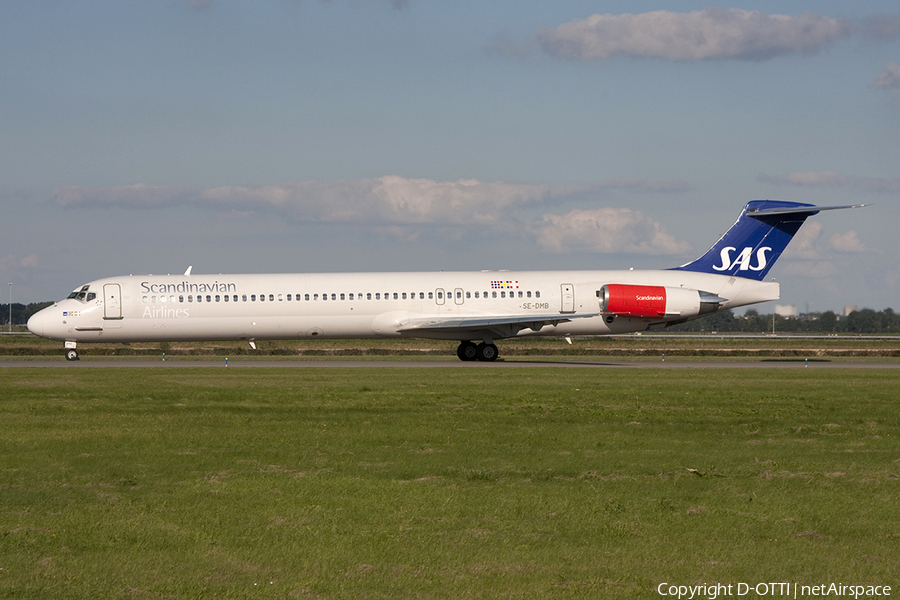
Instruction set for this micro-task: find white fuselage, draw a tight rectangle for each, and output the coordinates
[28,269,779,344]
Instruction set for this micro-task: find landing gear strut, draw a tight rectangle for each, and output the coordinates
[456,341,499,362]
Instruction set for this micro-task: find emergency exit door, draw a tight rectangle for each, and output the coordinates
[560,283,575,313]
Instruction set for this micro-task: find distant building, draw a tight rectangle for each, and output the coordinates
[843,305,857,316]
[775,304,798,317]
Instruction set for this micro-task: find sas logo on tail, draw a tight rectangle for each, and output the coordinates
[713,246,772,272]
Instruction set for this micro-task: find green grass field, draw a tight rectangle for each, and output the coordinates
[1,367,898,598]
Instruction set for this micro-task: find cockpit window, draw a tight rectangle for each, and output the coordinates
[67,285,91,302]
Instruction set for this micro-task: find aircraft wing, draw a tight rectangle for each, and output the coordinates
[396,313,599,340]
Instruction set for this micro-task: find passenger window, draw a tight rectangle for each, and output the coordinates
[152,296,157,303]
[260,295,265,302]
[437,292,443,299]
[215,295,220,302]
[269,294,274,301]
[179,295,184,303]
[305,294,310,301]
[331,294,336,300]
[224,295,229,302]
[341,293,346,300]
[428,292,433,299]
[501,291,506,298]
[278,294,283,301]
[527,291,532,298]
[375,293,381,300]
[492,292,497,298]
[142,296,148,303]
[466,292,471,299]
[348,293,354,300]
[233,295,238,302]
[474,292,479,298]
[535,291,541,298]
[207,295,212,302]
[401,292,407,300]
[367,293,372,300]
[196,296,201,303]
[188,295,193,302]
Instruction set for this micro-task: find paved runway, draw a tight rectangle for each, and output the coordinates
[2,358,898,369]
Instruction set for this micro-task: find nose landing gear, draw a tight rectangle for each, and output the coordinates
[64,341,79,361]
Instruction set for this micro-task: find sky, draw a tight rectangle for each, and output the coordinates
[2,1,898,313]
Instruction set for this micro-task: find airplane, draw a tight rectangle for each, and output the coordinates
[27,200,864,362]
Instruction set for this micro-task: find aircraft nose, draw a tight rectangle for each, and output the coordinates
[27,310,44,337]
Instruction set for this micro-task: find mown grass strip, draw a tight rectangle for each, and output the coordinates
[1,368,898,598]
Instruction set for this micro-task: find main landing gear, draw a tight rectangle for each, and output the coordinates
[456,341,499,362]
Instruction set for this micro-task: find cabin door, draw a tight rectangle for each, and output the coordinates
[103,283,123,320]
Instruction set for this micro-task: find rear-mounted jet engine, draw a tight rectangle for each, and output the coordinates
[599,284,725,320]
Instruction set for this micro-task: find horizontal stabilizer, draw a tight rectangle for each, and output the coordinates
[747,203,869,216]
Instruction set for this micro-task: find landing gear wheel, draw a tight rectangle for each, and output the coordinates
[476,342,498,362]
[457,341,478,361]
[65,349,79,361]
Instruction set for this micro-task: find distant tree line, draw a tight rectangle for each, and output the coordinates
[0,302,54,328]
[669,308,900,334]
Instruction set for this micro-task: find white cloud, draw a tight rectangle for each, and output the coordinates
[784,221,823,260]
[534,9,850,62]
[52,177,691,256]
[52,176,688,224]
[55,178,583,225]
[828,230,867,253]
[535,208,691,255]
[0,253,41,285]
[871,62,900,90]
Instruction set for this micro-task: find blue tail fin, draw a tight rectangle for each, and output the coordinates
[672,200,825,281]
